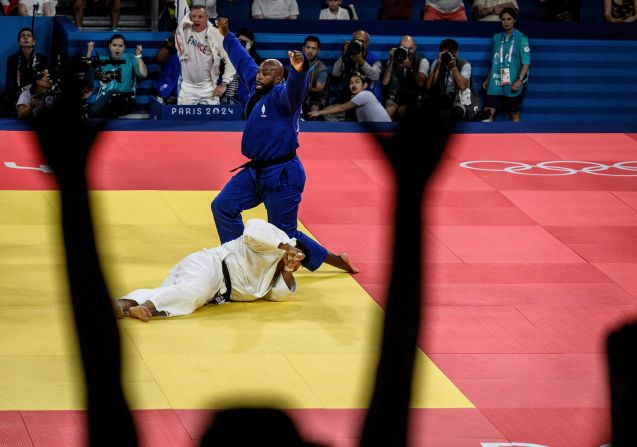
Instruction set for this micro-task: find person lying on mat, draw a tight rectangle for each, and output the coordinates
[113,219,305,322]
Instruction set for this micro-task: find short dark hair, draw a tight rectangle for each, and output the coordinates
[349,71,368,84]
[439,38,458,53]
[304,35,320,48]
[236,27,256,42]
[191,4,208,13]
[108,33,126,45]
[17,27,34,41]
[499,7,518,19]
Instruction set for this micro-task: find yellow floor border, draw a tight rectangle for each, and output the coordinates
[0,190,473,411]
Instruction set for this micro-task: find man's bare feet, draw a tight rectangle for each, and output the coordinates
[128,305,152,322]
[113,298,138,319]
[324,252,359,274]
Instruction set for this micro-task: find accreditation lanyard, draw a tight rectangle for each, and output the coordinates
[498,34,515,85]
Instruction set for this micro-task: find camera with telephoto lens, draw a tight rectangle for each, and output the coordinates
[94,68,121,83]
[394,47,409,63]
[440,50,453,65]
[86,52,125,83]
[347,39,364,56]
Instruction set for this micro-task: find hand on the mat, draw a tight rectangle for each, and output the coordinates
[128,305,152,322]
[216,17,229,36]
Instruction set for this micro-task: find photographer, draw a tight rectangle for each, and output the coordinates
[4,28,49,113]
[16,69,56,120]
[381,35,429,121]
[426,38,479,121]
[331,29,382,111]
[87,34,147,118]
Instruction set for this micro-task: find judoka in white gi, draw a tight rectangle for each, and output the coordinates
[114,219,304,322]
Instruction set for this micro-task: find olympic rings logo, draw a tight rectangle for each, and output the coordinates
[459,160,637,176]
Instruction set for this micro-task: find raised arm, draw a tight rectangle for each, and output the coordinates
[217,17,258,91]
[279,50,311,114]
[133,45,148,78]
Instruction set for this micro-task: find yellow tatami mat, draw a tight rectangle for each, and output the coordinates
[0,190,473,411]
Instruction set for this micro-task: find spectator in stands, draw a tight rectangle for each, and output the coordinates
[16,68,56,120]
[301,35,329,118]
[18,0,56,15]
[159,0,187,31]
[175,5,235,105]
[74,0,121,31]
[423,0,467,20]
[86,34,147,118]
[251,0,299,19]
[382,35,428,121]
[228,27,262,107]
[480,8,530,121]
[5,28,49,108]
[319,0,350,19]
[540,0,580,21]
[604,0,637,22]
[308,72,391,122]
[155,32,179,104]
[332,29,383,112]
[472,0,518,20]
[236,27,262,64]
[426,38,480,121]
[381,0,413,19]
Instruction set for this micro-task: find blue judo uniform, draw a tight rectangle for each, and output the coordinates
[211,32,328,271]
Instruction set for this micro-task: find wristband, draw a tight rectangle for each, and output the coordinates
[284,265,295,272]
[135,54,143,59]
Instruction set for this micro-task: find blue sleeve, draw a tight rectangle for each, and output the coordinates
[223,32,258,92]
[278,67,311,115]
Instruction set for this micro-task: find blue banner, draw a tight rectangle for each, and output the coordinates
[149,97,242,121]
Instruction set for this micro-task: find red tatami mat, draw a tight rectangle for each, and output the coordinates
[426,226,584,263]
[503,191,637,226]
[176,408,505,446]
[525,133,637,160]
[4,130,637,446]
[428,353,609,408]
[481,408,611,447]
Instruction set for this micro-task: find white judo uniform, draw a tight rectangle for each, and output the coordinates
[120,219,297,317]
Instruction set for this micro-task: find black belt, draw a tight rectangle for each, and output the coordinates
[230,151,297,193]
[211,259,232,305]
[230,151,297,173]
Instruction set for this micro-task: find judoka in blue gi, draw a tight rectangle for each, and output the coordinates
[211,17,358,274]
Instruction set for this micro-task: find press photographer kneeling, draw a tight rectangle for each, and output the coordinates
[426,38,479,121]
[86,34,148,118]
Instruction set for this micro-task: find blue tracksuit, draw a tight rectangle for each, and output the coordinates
[211,31,328,271]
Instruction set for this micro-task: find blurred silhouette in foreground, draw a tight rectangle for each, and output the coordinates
[31,62,533,447]
[33,66,137,445]
[608,322,637,446]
